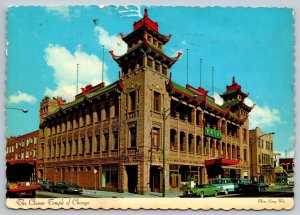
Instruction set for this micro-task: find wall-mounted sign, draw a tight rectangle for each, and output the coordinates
[204,127,222,139]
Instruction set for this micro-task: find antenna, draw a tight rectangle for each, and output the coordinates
[186,48,189,85]
[212,66,214,97]
[76,64,79,95]
[200,58,202,87]
[102,45,105,83]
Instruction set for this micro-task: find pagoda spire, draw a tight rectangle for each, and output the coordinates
[144,8,148,18]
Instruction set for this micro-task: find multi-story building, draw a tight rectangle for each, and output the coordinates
[6,130,39,161]
[37,9,253,194]
[279,158,294,176]
[249,127,274,184]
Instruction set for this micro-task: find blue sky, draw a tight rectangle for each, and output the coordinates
[6,6,294,158]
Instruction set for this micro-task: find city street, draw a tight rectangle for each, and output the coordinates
[35,185,293,198]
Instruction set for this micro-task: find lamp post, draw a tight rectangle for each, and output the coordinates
[249,132,274,181]
[161,94,181,197]
[6,107,28,113]
[162,105,175,197]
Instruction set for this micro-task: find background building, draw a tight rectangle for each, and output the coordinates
[6,130,39,161]
[37,9,253,194]
[249,127,274,184]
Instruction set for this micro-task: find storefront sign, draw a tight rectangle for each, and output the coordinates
[204,127,222,139]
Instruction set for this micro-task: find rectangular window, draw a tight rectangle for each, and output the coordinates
[243,128,247,140]
[88,136,92,153]
[57,144,60,157]
[81,138,85,154]
[113,132,118,150]
[129,91,136,111]
[153,91,161,112]
[243,148,247,161]
[155,61,160,72]
[62,142,66,157]
[130,128,137,148]
[152,127,160,149]
[68,141,72,156]
[74,140,78,155]
[105,102,110,119]
[162,66,167,75]
[114,99,119,117]
[104,133,109,151]
[147,58,153,68]
[96,135,100,152]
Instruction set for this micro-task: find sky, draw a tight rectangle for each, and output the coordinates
[5,5,294,158]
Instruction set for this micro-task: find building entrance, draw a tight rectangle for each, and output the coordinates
[150,166,161,192]
[126,165,138,193]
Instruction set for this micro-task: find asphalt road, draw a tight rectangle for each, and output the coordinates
[36,186,294,198]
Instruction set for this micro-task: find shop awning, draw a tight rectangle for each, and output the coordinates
[204,158,240,166]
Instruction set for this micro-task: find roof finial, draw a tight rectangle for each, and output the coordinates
[232,76,236,84]
[144,8,148,18]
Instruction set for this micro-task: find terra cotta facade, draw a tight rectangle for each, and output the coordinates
[37,9,253,194]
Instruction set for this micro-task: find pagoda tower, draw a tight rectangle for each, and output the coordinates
[109,8,182,194]
[220,76,254,118]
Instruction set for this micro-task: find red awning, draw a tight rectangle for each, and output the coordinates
[205,158,240,166]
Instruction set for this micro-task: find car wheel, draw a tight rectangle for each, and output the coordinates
[224,189,228,195]
[214,191,218,197]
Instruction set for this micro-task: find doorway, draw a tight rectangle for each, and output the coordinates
[150,166,161,192]
[126,165,138,193]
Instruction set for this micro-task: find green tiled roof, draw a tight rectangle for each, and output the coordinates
[86,81,119,99]
[171,81,194,97]
[48,81,119,117]
[220,89,237,96]
[222,98,239,108]
[170,80,246,123]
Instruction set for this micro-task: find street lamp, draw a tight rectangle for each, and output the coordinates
[162,106,170,198]
[162,95,182,197]
[249,132,274,181]
[6,107,28,113]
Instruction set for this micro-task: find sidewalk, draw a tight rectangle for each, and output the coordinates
[82,190,182,198]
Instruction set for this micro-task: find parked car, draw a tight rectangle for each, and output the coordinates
[241,182,269,192]
[211,178,235,195]
[39,180,54,191]
[237,179,252,192]
[183,184,220,198]
[253,182,269,192]
[50,181,83,194]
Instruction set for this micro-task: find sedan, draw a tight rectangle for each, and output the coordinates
[183,184,220,198]
[39,180,54,191]
[50,181,83,194]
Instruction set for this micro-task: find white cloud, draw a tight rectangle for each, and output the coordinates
[115,6,142,18]
[7,91,37,104]
[213,92,223,105]
[94,26,127,56]
[249,103,281,129]
[45,6,70,19]
[274,150,294,159]
[212,93,280,129]
[44,44,109,102]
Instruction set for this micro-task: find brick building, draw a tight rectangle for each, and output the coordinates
[6,130,39,161]
[37,9,253,194]
[249,127,274,184]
